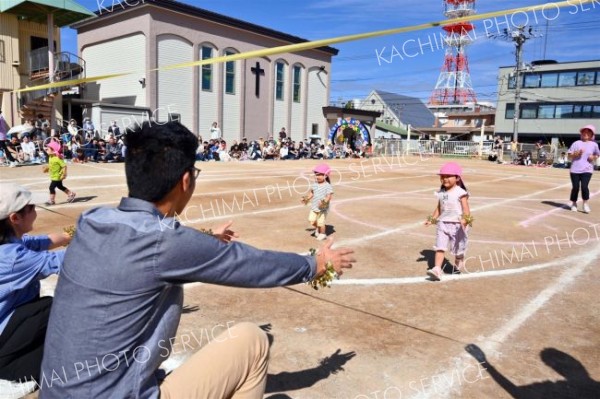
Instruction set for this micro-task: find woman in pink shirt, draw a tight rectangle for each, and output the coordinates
[567,125,600,213]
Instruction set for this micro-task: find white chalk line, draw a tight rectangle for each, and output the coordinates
[406,243,600,399]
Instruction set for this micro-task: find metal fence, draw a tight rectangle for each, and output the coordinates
[371,138,565,165]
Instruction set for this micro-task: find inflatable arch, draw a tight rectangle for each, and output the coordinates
[327,118,370,145]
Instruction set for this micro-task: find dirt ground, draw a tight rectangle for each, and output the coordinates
[2,155,599,399]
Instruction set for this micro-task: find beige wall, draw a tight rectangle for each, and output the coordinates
[76,3,333,140]
[0,13,61,125]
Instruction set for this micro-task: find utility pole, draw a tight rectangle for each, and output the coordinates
[494,26,537,142]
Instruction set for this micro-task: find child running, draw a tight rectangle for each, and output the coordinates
[43,141,76,205]
[424,162,472,281]
[302,163,333,240]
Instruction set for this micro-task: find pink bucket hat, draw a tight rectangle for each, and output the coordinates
[313,163,331,176]
[439,162,463,177]
[580,124,596,140]
[45,141,61,154]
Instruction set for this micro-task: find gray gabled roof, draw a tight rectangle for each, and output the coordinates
[374,90,435,128]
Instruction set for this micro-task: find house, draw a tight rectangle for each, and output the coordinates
[0,0,92,128]
[358,90,435,139]
[71,0,338,141]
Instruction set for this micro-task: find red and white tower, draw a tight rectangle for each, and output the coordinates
[429,0,477,105]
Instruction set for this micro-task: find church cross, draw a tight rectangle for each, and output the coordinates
[250,62,265,97]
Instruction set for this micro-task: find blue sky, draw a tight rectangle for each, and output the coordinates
[61,0,600,106]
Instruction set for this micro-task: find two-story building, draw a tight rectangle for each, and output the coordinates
[0,0,92,128]
[71,0,338,141]
[495,59,600,143]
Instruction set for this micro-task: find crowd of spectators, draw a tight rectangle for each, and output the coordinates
[0,116,126,167]
[195,137,371,162]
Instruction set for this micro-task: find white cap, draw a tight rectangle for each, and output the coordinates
[0,183,32,219]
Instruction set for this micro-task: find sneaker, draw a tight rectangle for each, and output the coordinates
[310,229,317,237]
[583,204,591,214]
[44,200,55,206]
[427,267,442,281]
[67,192,77,203]
[316,233,327,241]
[571,204,578,212]
[9,161,16,168]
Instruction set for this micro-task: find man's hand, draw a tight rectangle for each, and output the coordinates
[315,238,355,277]
[213,220,238,243]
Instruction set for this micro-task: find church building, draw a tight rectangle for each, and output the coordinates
[72,0,338,141]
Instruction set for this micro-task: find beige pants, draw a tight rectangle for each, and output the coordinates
[160,322,269,399]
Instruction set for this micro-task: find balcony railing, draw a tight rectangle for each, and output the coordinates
[29,47,85,82]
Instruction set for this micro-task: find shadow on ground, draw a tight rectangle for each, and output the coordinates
[466,344,600,398]
[260,324,356,395]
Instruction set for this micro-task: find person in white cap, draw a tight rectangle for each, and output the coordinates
[0,183,71,383]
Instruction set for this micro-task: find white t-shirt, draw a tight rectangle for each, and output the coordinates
[210,127,221,140]
[21,141,36,157]
[437,186,468,223]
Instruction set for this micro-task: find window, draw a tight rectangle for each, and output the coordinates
[520,105,537,119]
[538,105,555,119]
[505,104,514,119]
[577,71,595,86]
[224,50,235,95]
[275,62,285,101]
[573,105,593,118]
[0,40,5,63]
[312,123,319,135]
[201,46,213,91]
[555,105,574,118]
[558,72,576,87]
[523,73,540,88]
[540,73,558,88]
[507,75,516,89]
[292,66,301,103]
[593,106,600,118]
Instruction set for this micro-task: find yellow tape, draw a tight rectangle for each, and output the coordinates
[12,0,595,94]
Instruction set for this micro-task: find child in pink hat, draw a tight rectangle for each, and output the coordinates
[43,140,76,205]
[424,162,472,281]
[567,124,599,213]
[302,163,334,240]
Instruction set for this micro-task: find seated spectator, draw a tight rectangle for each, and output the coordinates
[6,136,23,165]
[488,150,498,162]
[82,118,94,137]
[104,137,124,162]
[20,136,38,163]
[0,183,71,383]
[218,140,232,162]
[97,139,107,161]
[524,151,532,166]
[297,142,309,159]
[553,151,569,168]
[263,142,277,160]
[249,141,262,160]
[208,140,220,161]
[84,138,100,162]
[229,140,241,160]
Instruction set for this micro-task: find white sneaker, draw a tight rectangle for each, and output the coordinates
[583,204,591,213]
[316,233,327,241]
[9,161,16,168]
[571,204,578,212]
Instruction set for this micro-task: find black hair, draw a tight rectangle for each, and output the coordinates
[0,206,30,245]
[124,121,198,202]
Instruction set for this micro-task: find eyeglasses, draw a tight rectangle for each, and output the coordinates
[190,167,202,180]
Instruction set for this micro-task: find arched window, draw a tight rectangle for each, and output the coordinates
[201,46,214,91]
[275,61,285,101]
[292,65,302,103]
[224,49,236,94]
